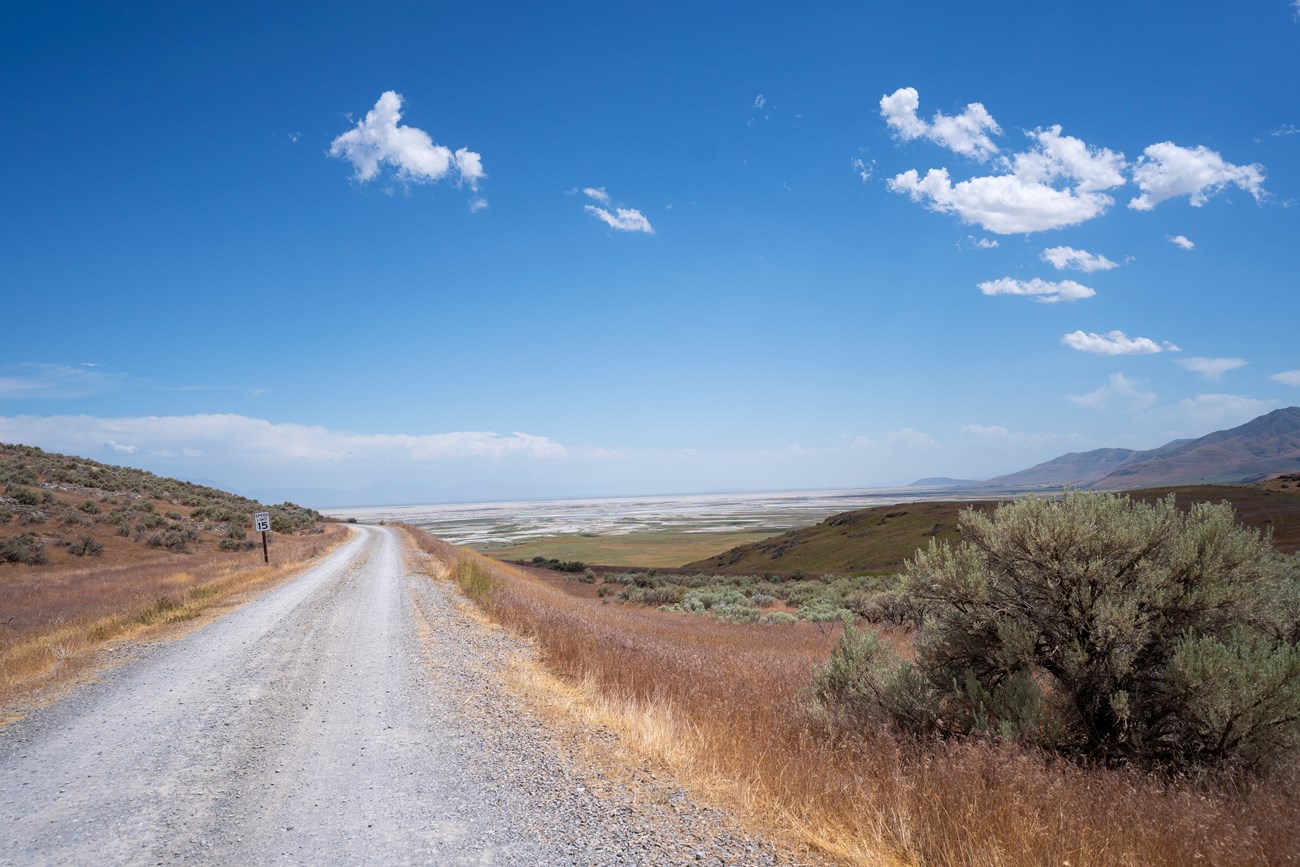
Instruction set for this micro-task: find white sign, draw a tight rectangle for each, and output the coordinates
[253,512,271,533]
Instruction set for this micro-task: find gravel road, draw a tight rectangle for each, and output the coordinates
[0,525,815,866]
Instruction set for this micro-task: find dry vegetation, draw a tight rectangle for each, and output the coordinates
[0,442,343,707]
[404,526,1300,866]
[0,526,346,706]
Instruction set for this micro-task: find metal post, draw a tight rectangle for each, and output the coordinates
[262,531,269,564]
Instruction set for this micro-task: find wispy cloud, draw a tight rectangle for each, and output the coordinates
[0,363,124,399]
[1061,330,1177,355]
[1174,394,1278,427]
[1040,246,1118,272]
[850,157,874,183]
[1177,357,1246,381]
[0,414,567,465]
[1069,373,1157,411]
[979,277,1095,303]
[329,90,486,205]
[1271,370,1300,387]
[1167,234,1196,250]
[581,186,654,234]
[1129,142,1264,210]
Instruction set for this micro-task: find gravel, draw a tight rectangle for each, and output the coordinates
[0,525,821,866]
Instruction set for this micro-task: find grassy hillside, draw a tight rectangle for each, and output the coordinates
[686,484,1300,575]
[0,442,324,567]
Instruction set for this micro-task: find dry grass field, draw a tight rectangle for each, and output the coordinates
[406,526,1300,866]
[0,525,347,708]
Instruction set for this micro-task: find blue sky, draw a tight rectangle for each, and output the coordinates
[2,1,1298,506]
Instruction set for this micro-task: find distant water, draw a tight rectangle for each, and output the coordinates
[324,487,981,548]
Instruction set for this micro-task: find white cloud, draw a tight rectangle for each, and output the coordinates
[469,197,488,213]
[879,87,1001,160]
[329,91,485,200]
[1177,357,1246,381]
[851,157,874,183]
[0,414,568,465]
[1174,394,1277,427]
[1040,245,1118,272]
[0,363,123,399]
[973,236,998,249]
[1167,234,1195,250]
[1129,142,1265,210]
[584,205,654,234]
[581,186,654,234]
[452,147,486,190]
[961,424,1010,438]
[1271,370,1300,387]
[978,277,1096,303]
[1061,330,1175,355]
[754,94,767,110]
[1069,373,1157,412]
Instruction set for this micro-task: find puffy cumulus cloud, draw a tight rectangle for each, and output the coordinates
[581,186,654,234]
[889,168,1114,234]
[1177,357,1246,381]
[330,91,486,201]
[1167,234,1195,250]
[886,117,1128,234]
[0,414,567,465]
[1174,394,1278,427]
[979,277,1096,303]
[1040,245,1119,272]
[1129,142,1265,210]
[1069,373,1157,412]
[1271,370,1300,387]
[879,87,1001,160]
[1061,330,1176,355]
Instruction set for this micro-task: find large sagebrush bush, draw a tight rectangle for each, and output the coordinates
[812,492,1300,774]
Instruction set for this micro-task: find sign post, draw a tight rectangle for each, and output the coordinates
[253,511,271,563]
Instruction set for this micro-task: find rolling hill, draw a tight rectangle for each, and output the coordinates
[686,484,1300,576]
[0,442,324,567]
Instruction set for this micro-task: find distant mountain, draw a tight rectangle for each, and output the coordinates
[908,477,982,488]
[988,407,1300,489]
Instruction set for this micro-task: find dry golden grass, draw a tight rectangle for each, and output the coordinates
[0,525,347,707]
[404,526,1300,867]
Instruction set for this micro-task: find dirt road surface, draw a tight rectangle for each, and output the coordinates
[0,525,806,866]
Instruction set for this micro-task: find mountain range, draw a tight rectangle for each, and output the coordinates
[931,407,1300,490]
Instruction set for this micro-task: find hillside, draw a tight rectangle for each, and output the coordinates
[686,484,1300,575]
[987,407,1300,489]
[0,442,324,567]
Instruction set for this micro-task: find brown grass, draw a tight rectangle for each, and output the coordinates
[0,525,347,706]
[403,526,1300,866]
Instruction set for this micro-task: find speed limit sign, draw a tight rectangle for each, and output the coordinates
[253,512,271,533]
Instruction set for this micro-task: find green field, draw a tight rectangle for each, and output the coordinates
[481,530,781,568]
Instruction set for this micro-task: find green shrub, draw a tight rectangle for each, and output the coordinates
[812,492,1300,775]
[1,533,46,565]
[79,500,101,515]
[67,535,104,557]
[8,487,39,506]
